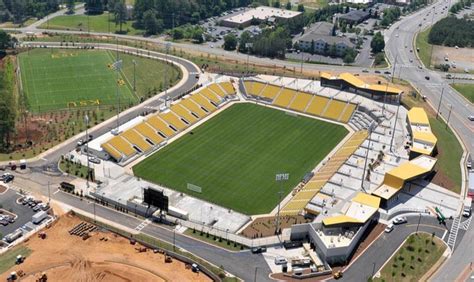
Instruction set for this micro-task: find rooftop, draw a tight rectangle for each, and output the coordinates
[223,6,301,25]
[338,10,370,21]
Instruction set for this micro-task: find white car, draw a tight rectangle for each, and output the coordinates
[385,223,394,233]
[274,256,288,265]
[468,116,474,121]
[393,216,407,225]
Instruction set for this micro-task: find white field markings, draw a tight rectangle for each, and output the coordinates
[105,50,137,102]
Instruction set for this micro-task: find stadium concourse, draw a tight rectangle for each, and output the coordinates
[65,72,462,276]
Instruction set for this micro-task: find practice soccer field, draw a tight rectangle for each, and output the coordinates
[133,104,348,215]
[19,48,136,112]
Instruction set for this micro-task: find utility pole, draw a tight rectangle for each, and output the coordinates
[446,104,453,129]
[47,181,51,203]
[275,173,289,239]
[254,267,258,282]
[84,114,90,188]
[300,51,304,73]
[132,59,137,92]
[428,7,435,67]
[436,87,444,119]
[390,94,401,152]
[245,43,253,74]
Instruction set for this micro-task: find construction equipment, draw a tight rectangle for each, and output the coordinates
[16,255,25,264]
[164,255,172,263]
[38,232,47,239]
[82,232,91,241]
[136,247,147,253]
[37,272,47,282]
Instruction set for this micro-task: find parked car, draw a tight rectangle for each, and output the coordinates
[393,216,407,225]
[275,257,288,265]
[468,115,474,121]
[251,246,267,254]
[425,76,430,80]
[3,174,14,183]
[384,223,394,233]
[88,157,101,164]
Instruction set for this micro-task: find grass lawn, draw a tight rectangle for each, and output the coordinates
[133,103,347,215]
[40,13,142,35]
[416,27,432,68]
[183,229,244,251]
[374,233,446,281]
[18,48,179,112]
[0,246,32,275]
[450,83,474,103]
[402,93,463,193]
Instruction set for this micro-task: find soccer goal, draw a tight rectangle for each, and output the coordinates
[187,183,202,193]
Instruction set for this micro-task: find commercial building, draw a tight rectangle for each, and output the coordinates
[320,72,402,101]
[337,10,370,24]
[296,22,355,56]
[220,6,302,28]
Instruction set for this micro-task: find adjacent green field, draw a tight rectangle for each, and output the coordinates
[0,246,32,275]
[451,83,474,103]
[133,104,347,215]
[18,48,179,112]
[40,13,141,35]
[416,27,432,68]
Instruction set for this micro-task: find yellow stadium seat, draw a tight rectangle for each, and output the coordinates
[121,129,152,152]
[200,88,222,104]
[273,89,296,108]
[146,116,175,137]
[171,104,198,124]
[106,136,137,156]
[323,100,346,120]
[306,96,329,116]
[289,92,313,112]
[180,98,208,117]
[244,81,266,96]
[292,190,318,201]
[219,82,235,95]
[260,84,282,99]
[134,122,164,144]
[102,142,122,160]
[191,93,218,112]
[208,83,226,98]
[159,111,188,130]
[339,103,356,123]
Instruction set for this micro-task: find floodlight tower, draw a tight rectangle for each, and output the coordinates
[164,42,171,98]
[132,59,137,92]
[84,113,90,188]
[275,173,289,238]
[113,38,123,133]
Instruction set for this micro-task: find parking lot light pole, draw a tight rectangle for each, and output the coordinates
[275,173,289,238]
[84,114,90,188]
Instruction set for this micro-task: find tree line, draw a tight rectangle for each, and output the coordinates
[0,0,59,23]
[449,0,472,13]
[428,16,474,47]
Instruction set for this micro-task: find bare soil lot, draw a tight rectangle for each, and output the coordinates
[0,213,211,282]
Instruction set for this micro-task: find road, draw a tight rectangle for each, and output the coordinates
[385,0,474,154]
[340,215,451,281]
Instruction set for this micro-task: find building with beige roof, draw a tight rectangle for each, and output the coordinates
[220,6,302,28]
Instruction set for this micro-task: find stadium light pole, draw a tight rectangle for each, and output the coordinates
[113,38,123,133]
[84,114,90,188]
[275,173,289,239]
[361,122,375,192]
[132,59,137,92]
[164,43,171,98]
[390,93,401,152]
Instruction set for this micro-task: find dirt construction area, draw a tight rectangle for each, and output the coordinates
[432,45,474,72]
[0,214,211,282]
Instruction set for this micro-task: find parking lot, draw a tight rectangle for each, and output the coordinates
[0,187,37,237]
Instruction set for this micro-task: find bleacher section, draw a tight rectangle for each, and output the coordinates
[101,82,235,162]
[242,79,357,123]
[280,130,369,215]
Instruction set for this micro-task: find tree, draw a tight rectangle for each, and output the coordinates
[85,0,104,15]
[238,31,252,52]
[114,0,127,33]
[66,0,75,14]
[371,31,385,53]
[273,1,280,8]
[191,29,204,43]
[297,4,305,12]
[171,28,184,40]
[343,48,357,63]
[329,43,337,57]
[223,34,237,51]
[143,9,162,35]
[0,30,16,51]
[286,2,291,10]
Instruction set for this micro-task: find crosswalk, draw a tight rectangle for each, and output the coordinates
[447,216,460,250]
[135,219,151,231]
[460,216,472,231]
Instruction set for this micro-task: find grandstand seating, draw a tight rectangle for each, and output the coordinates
[180,98,208,117]
[191,93,218,112]
[200,88,222,104]
[102,143,122,160]
[121,129,152,152]
[208,83,227,98]
[160,111,188,130]
[244,81,266,96]
[306,96,330,116]
[323,100,347,121]
[339,103,356,123]
[288,92,312,112]
[104,136,137,157]
[134,122,164,144]
[171,104,199,124]
[273,89,296,108]
[260,84,281,99]
[219,82,236,95]
[281,130,368,215]
[146,116,175,137]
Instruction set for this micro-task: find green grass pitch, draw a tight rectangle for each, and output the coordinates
[19,48,136,112]
[133,104,348,215]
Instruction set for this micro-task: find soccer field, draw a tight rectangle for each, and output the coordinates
[19,48,136,112]
[133,104,348,215]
